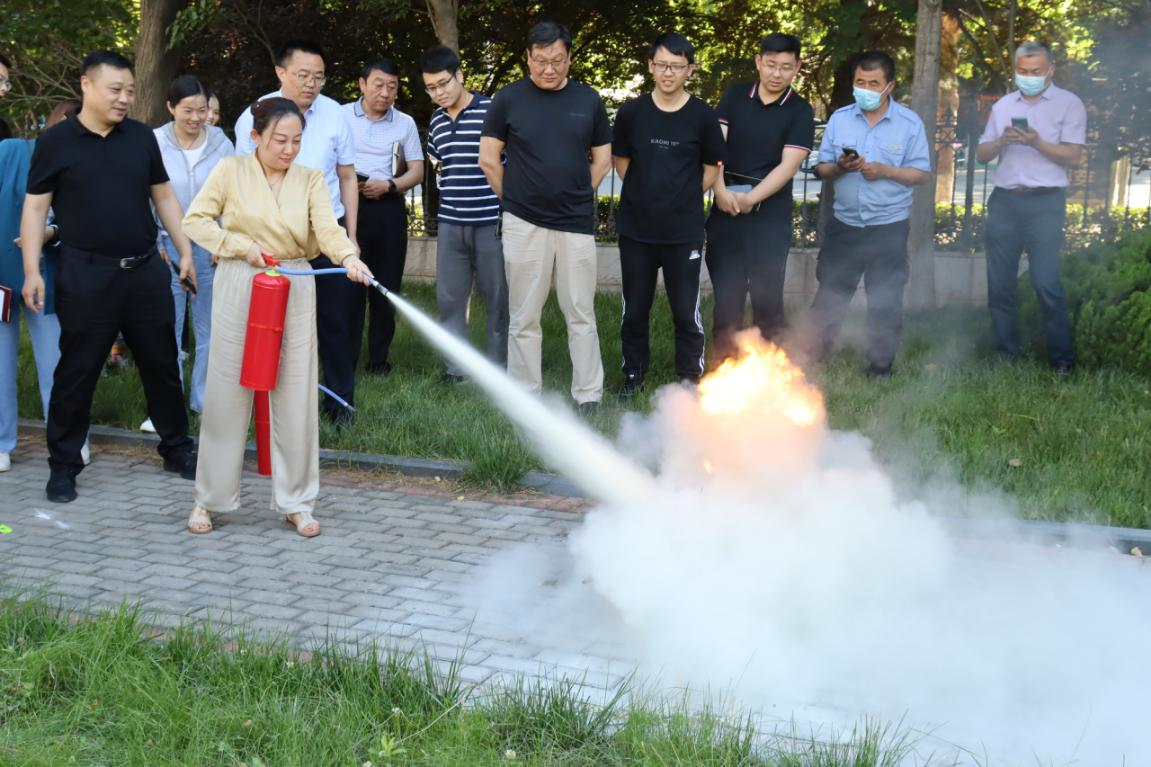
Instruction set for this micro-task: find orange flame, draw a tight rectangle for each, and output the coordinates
[697,336,824,427]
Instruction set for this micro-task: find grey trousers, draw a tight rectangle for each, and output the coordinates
[436,222,509,376]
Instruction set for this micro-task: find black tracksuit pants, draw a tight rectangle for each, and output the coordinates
[618,236,705,379]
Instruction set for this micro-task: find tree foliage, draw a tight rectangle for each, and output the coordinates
[0,0,136,135]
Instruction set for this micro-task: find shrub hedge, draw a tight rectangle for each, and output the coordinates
[1020,230,1151,372]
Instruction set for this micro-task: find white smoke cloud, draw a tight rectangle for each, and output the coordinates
[465,362,1147,765]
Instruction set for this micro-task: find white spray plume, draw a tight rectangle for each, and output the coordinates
[390,300,1147,765]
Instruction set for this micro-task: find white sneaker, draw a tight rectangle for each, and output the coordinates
[140,418,156,434]
[0,452,10,472]
[80,441,91,466]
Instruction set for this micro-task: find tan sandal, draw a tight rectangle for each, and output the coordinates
[284,511,321,538]
[187,505,213,534]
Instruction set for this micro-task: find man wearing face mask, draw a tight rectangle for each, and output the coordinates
[976,41,1085,376]
[803,51,930,378]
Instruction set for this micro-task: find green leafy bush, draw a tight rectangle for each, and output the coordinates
[1020,231,1151,372]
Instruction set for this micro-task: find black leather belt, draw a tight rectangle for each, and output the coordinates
[118,247,157,270]
[1000,186,1063,196]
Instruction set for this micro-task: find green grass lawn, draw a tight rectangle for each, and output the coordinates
[0,595,941,766]
[16,283,1151,529]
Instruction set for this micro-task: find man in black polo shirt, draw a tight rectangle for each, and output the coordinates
[20,51,198,504]
[479,20,613,414]
[612,32,725,397]
[706,33,815,362]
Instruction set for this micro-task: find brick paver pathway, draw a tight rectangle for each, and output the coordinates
[0,435,632,699]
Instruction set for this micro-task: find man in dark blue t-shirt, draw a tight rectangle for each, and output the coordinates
[612,32,725,398]
[480,21,612,414]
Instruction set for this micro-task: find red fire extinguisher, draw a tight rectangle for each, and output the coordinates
[240,255,290,476]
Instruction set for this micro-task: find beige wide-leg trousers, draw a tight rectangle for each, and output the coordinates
[502,211,604,403]
[194,258,319,515]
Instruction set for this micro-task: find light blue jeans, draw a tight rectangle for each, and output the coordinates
[0,301,61,453]
[161,235,214,413]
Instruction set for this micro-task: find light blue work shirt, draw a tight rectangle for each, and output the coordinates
[818,99,931,227]
[340,100,424,181]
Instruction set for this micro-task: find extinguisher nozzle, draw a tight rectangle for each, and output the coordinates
[370,279,390,297]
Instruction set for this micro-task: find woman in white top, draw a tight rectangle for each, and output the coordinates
[152,76,234,418]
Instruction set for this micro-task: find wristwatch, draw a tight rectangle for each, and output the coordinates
[387,179,397,194]
[47,224,60,244]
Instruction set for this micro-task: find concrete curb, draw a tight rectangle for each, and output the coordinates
[18,419,587,499]
[18,420,1149,552]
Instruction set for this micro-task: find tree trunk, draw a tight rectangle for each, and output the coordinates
[427,0,460,53]
[907,0,943,309]
[132,0,187,126]
[934,13,961,206]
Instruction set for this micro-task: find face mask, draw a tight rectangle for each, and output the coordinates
[1014,73,1048,97]
[853,85,888,112]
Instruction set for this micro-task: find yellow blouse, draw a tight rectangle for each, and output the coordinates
[183,153,356,263]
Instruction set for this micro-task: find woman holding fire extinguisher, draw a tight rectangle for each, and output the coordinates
[182,97,373,536]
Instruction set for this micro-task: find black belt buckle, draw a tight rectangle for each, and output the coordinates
[118,247,154,270]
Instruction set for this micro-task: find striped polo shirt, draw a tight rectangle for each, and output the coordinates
[427,92,499,226]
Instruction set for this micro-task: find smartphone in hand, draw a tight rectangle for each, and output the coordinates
[355,172,370,183]
[842,146,860,160]
[1010,117,1029,132]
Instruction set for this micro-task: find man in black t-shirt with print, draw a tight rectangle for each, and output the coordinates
[480,21,613,414]
[707,33,815,363]
[612,32,725,398]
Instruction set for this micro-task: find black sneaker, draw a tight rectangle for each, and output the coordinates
[865,364,893,380]
[366,361,393,377]
[438,373,466,385]
[46,471,77,503]
[618,373,644,401]
[577,401,600,417]
[163,449,198,480]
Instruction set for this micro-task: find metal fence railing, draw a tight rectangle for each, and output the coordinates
[404,122,1151,252]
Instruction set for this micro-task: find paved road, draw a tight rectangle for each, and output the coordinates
[0,433,631,699]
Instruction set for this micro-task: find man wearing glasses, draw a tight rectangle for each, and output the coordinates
[479,21,612,415]
[706,33,815,363]
[234,39,361,426]
[419,45,507,384]
[611,32,725,398]
[341,59,424,379]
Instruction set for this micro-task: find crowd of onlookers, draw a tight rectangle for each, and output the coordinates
[0,27,1086,535]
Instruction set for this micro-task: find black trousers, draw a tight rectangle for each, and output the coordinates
[311,215,365,417]
[48,246,192,475]
[985,188,1073,367]
[359,193,408,368]
[806,217,911,371]
[619,236,705,379]
[704,204,792,361]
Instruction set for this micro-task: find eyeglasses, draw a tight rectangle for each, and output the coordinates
[651,62,689,74]
[0,78,11,92]
[292,71,326,86]
[529,57,569,71]
[424,77,456,95]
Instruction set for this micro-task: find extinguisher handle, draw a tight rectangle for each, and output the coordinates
[262,253,280,267]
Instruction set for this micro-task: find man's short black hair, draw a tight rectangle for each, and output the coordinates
[419,45,461,76]
[361,58,400,79]
[277,39,327,68]
[527,21,571,53]
[82,51,133,74]
[759,33,801,59]
[0,53,11,69]
[649,32,694,65]
[854,51,895,83]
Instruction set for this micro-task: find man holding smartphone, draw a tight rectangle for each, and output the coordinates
[803,51,930,377]
[976,41,1086,375]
